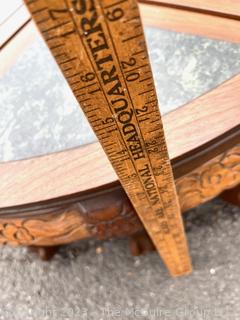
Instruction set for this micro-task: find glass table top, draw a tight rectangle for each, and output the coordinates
[1,26,240,161]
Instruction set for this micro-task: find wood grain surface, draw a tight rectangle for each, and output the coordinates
[0,73,239,208]
[0,2,30,47]
[163,75,240,159]
[0,145,239,247]
[0,21,37,75]
[140,3,240,43]
[141,0,240,17]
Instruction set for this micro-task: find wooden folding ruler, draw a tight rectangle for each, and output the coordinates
[24,0,192,276]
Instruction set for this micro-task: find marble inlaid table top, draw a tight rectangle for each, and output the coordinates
[1,27,240,161]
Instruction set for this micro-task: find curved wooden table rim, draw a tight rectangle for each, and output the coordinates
[0,0,240,251]
[0,73,239,247]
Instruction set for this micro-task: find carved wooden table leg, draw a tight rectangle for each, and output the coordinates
[28,245,61,261]
[220,184,240,207]
[129,231,156,256]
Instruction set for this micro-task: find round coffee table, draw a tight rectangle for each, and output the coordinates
[0,2,239,256]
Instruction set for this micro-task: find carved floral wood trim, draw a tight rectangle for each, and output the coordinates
[176,145,240,212]
[0,145,239,246]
